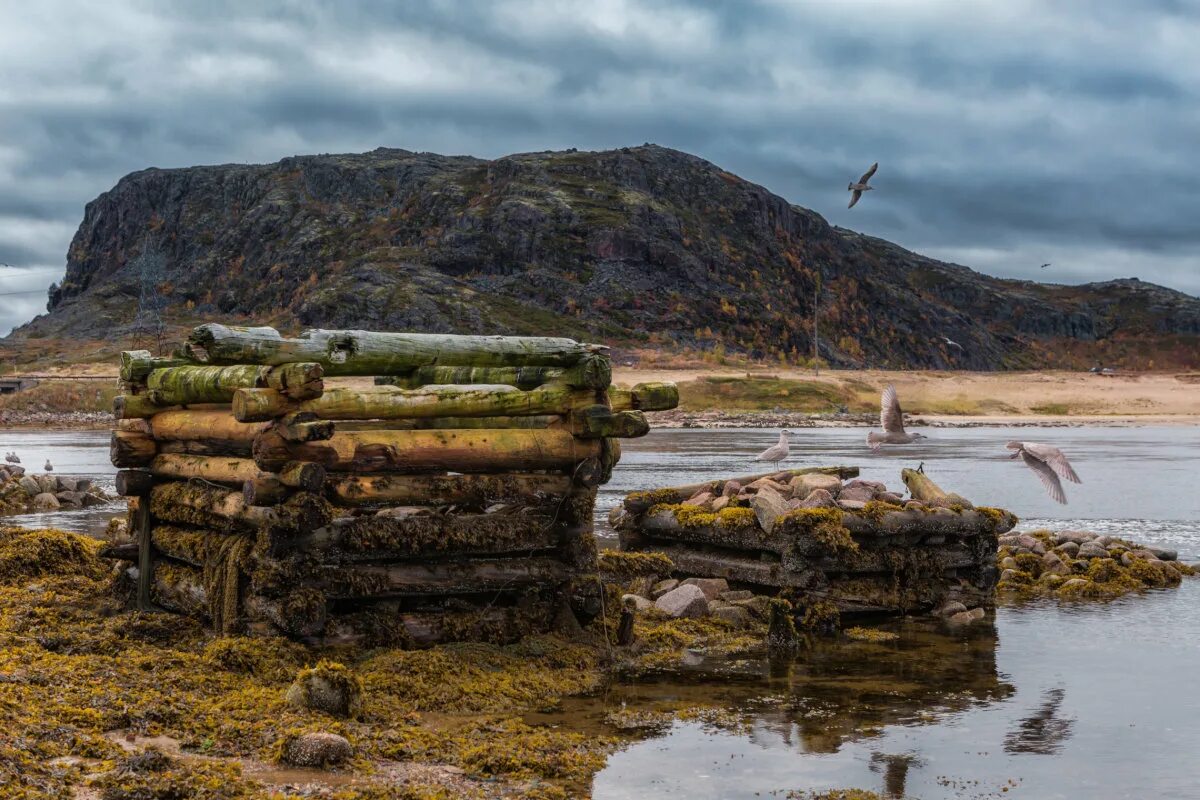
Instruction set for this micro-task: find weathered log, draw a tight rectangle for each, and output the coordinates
[266,362,325,401]
[151,560,325,635]
[111,429,157,468]
[119,350,193,383]
[233,384,601,423]
[117,418,152,434]
[151,561,208,617]
[150,454,268,486]
[316,556,571,599]
[378,355,613,390]
[115,469,155,497]
[277,461,326,491]
[99,542,139,561]
[337,416,565,432]
[622,466,860,513]
[243,476,289,506]
[135,498,153,610]
[149,410,269,442]
[609,382,680,412]
[901,469,974,509]
[315,604,555,648]
[572,406,649,438]
[150,524,231,566]
[149,481,332,532]
[325,472,573,507]
[286,513,561,559]
[252,428,600,474]
[146,364,272,406]
[184,323,604,374]
[600,437,621,484]
[114,396,227,420]
[838,507,1017,538]
[158,439,254,458]
[274,413,336,443]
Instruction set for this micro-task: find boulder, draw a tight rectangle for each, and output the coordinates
[998,534,1020,548]
[711,605,753,629]
[621,593,653,612]
[1042,552,1071,576]
[935,600,967,617]
[838,485,876,504]
[55,491,85,507]
[1056,541,1080,557]
[999,568,1022,583]
[35,475,56,494]
[798,489,837,509]
[789,473,842,500]
[999,557,1019,571]
[1055,530,1095,545]
[74,479,92,493]
[844,479,886,493]
[18,476,40,496]
[720,481,742,498]
[681,577,729,601]
[281,732,353,768]
[1077,542,1108,560]
[1145,546,1178,561]
[683,491,714,508]
[376,506,432,519]
[730,595,772,620]
[31,492,60,511]
[837,500,868,511]
[56,477,77,493]
[711,496,730,512]
[654,584,709,618]
[1130,549,1161,562]
[947,607,985,625]
[285,662,363,718]
[81,493,108,507]
[1015,534,1047,555]
[750,486,790,534]
[718,590,754,602]
[746,477,789,494]
[904,500,925,510]
[650,579,679,599]
[876,492,904,505]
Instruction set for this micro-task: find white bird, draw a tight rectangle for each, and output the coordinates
[867,385,928,451]
[847,162,878,208]
[755,430,791,465]
[1006,441,1081,504]
[43,460,53,472]
[939,335,964,352]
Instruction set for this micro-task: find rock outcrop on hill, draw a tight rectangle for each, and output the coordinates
[11,145,1200,369]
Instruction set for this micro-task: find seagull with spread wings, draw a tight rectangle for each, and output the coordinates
[847,162,878,208]
[867,385,927,451]
[1006,441,1081,504]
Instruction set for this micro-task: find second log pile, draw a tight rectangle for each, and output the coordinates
[109,324,678,647]
[611,467,1017,621]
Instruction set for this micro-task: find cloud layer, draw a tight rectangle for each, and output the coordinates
[2,0,1198,335]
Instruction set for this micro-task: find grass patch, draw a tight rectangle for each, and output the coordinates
[906,396,1018,416]
[1030,402,1071,415]
[676,376,860,412]
[0,380,119,414]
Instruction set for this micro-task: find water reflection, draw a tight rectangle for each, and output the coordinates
[1003,687,1074,755]
[868,752,923,799]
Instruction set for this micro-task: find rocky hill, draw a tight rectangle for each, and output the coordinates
[10,145,1200,369]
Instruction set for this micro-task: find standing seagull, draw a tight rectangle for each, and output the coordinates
[867,385,927,451]
[755,430,791,465]
[1006,442,1080,504]
[43,460,53,472]
[847,162,878,208]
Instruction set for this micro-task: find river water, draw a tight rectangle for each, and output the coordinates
[3,425,1199,798]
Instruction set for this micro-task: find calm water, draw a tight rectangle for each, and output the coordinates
[4,426,1200,798]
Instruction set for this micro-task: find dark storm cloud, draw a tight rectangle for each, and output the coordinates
[1,0,1198,335]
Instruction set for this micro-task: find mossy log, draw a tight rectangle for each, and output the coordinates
[378,356,612,390]
[572,406,649,438]
[149,481,332,531]
[266,363,324,401]
[622,466,860,514]
[273,413,336,443]
[151,561,208,617]
[232,383,602,423]
[608,382,680,412]
[243,476,289,506]
[316,556,571,599]
[336,415,563,432]
[252,428,600,474]
[837,506,1017,538]
[901,469,974,509]
[325,472,573,507]
[114,396,226,420]
[150,524,230,565]
[120,350,193,383]
[115,469,155,497]
[111,429,157,467]
[184,323,604,374]
[315,604,555,648]
[145,363,325,408]
[600,438,621,484]
[286,513,561,559]
[151,561,326,636]
[150,410,269,442]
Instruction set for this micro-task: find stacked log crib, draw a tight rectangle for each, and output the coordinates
[108,324,678,647]
[611,467,1017,620]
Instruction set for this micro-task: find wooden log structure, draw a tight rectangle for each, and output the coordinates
[622,466,860,513]
[185,324,606,375]
[110,324,680,646]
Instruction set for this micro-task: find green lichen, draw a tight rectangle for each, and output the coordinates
[650,503,758,530]
[797,600,841,633]
[778,508,859,556]
[844,627,899,643]
[596,550,674,579]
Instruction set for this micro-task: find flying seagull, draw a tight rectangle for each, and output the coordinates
[755,429,791,465]
[1040,263,1051,269]
[939,335,964,352]
[1006,441,1081,504]
[867,385,927,450]
[847,162,878,208]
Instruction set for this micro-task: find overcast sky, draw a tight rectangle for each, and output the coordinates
[2,0,1198,334]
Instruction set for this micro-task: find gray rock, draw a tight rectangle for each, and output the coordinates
[1056,541,1080,557]
[654,584,709,618]
[281,732,353,768]
[31,492,60,511]
[73,479,91,493]
[1077,542,1109,559]
[838,484,876,504]
[56,477,77,493]
[844,479,886,493]
[720,481,742,498]
[837,499,868,511]
[999,557,1019,571]
[718,590,754,602]
[876,491,904,504]
[1055,530,1096,545]
[286,666,362,718]
[936,600,967,617]
[621,593,653,612]
[711,605,753,629]
[1145,546,1178,561]
[904,500,925,510]
[1015,534,1046,555]
[375,506,432,519]
[682,491,714,508]
[1130,549,1161,562]
[799,489,837,509]
[54,491,85,507]
[999,568,1021,583]
[750,486,790,534]
[81,493,108,507]
[998,534,1020,548]
[18,476,40,496]
[1042,552,1071,576]
[711,495,730,512]
[35,475,56,493]
[1061,578,1090,591]
[947,608,985,625]
[730,595,772,620]
[650,579,679,599]
[789,473,841,499]
[681,577,729,601]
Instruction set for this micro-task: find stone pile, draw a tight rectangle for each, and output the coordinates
[0,464,112,514]
[997,529,1195,599]
[105,323,678,646]
[611,466,1017,625]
